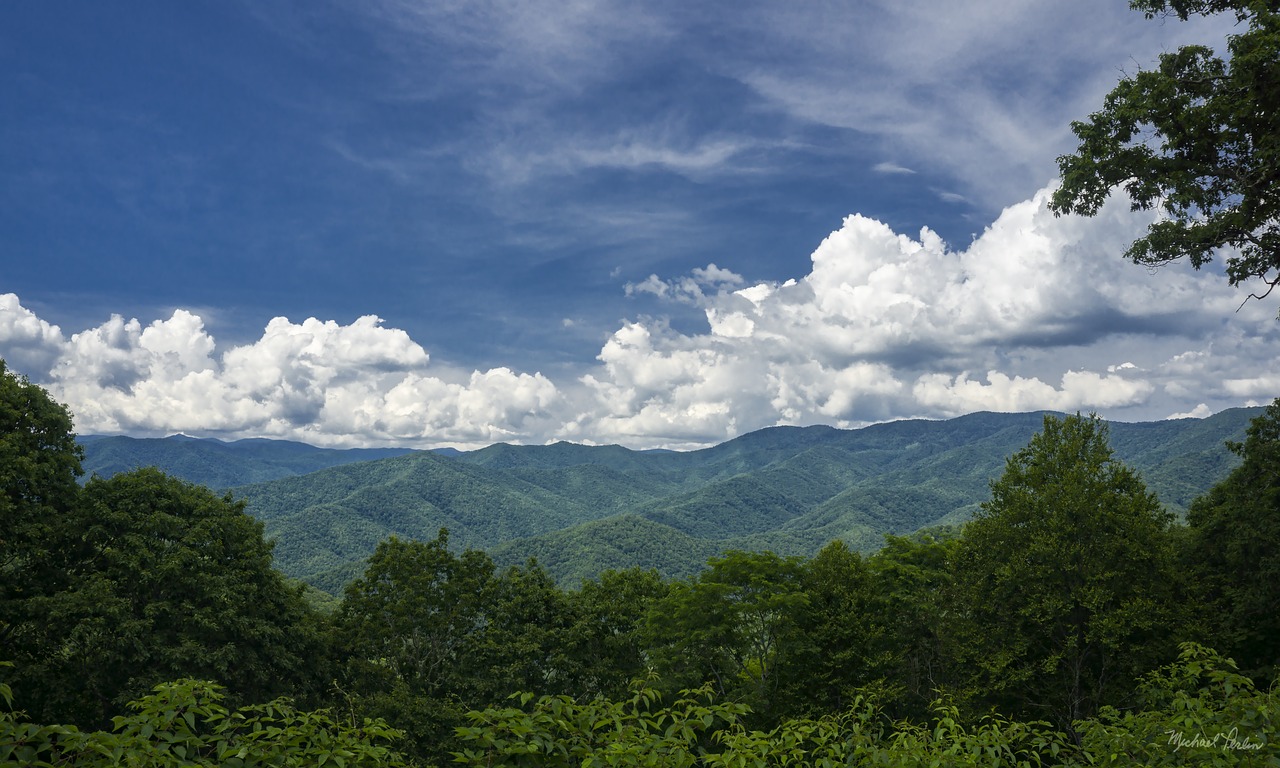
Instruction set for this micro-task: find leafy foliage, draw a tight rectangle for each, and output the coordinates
[9,468,326,727]
[335,530,496,762]
[953,414,1181,729]
[0,360,83,659]
[0,362,82,537]
[0,668,410,767]
[1183,398,1280,681]
[645,551,809,722]
[792,542,878,709]
[454,643,1276,768]
[1076,643,1279,767]
[453,685,748,768]
[453,682,1078,768]
[335,534,673,764]
[865,531,965,719]
[1052,1,1280,300]
[710,700,1072,768]
[565,568,670,701]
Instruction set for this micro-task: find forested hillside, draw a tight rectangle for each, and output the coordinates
[229,408,1260,591]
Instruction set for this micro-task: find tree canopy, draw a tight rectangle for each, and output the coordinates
[0,361,326,728]
[1184,397,1280,681]
[953,414,1180,729]
[11,469,326,727]
[1051,0,1280,302]
[0,359,83,623]
[0,361,85,718]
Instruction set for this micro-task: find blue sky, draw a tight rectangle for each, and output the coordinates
[2,1,1277,448]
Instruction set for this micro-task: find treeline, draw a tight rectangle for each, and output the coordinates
[1,357,1277,765]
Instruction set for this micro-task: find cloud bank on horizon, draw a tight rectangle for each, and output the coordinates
[4,185,1278,450]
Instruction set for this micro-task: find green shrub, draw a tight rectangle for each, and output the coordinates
[1075,643,1277,767]
[451,681,1075,768]
[1,665,411,767]
[452,684,747,767]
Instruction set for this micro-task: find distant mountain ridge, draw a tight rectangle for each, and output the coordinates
[77,434,416,489]
[216,408,1261,593]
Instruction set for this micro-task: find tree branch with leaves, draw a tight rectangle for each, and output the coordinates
[1051,1,1280,306]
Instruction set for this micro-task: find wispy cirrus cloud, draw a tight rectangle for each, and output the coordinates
[695,0,1238,212]
[316,0,1239,240]
[8,0,1270,452]
[873,162,916,175]
[474,133,770,185]
[352,0,674,95]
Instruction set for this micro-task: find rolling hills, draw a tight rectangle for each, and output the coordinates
[218,408,1260,593]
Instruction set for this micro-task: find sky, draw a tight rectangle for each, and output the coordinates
[2,1,1277,450]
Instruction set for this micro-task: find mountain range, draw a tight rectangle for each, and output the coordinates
[78,433,416,488]
[80,408,1259,593]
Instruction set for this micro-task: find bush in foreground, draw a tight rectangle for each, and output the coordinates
[452,644,1276,768]
[0,664,410,767]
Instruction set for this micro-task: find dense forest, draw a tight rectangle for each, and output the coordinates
[78,407,1260,594]
[2,355,1277,766]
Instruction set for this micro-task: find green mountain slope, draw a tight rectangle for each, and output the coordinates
[726,408,1260,560]
[504,463,685,515]
[234,451,623,591]
[1108,408,1262,512]
[220,408,1261,592]
[489,514,723,584]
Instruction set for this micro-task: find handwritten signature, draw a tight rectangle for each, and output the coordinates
[1166,728,1263,752]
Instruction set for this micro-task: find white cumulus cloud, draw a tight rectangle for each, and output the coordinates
[0,299,561,448]
[0,294,67,377]
[562,183,1276,446]
[3,183,1276,450]
[913,370,1153,417]
[1168,403,1213,419]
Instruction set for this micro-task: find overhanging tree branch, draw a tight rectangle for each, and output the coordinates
[1051,2,1280,310]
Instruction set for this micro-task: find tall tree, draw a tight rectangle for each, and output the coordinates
[644,550,807,723]
[0,359,83,653]
[1183,398,1280,681]
[338,530,493,701]
[14,469,324,727]
[1050,1,1280,302]
[787,540,879,717]
[565,567,670,701]
[2,362,327,727]
[335,530,495,764]
[866,531,964,720]
[953,414,1180,730]
[471,559,577,702]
